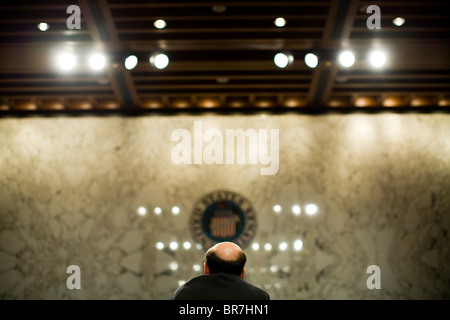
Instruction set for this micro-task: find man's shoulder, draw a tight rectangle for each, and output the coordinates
[172,273,270,300]
[214,273,270,299]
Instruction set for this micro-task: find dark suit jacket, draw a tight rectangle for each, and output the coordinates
[172,272,270,300]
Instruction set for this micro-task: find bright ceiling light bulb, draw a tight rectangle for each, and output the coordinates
[88,53,106,71]
[338,50,355,68]
[183,241,191,250]
[274,53,293,68]
[304,53,319,68]
[169,262,178,271]
[150,53,169,69]
[154,19,167,29]
[274,17,286,27]
[278,242,288,251]
[55,52,76,71]
[37,22,49,31]
[124,55,138,70]
[392,17,405,27]
[368,50,387,68]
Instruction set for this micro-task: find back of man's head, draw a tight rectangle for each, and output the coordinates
[205,242,247,276]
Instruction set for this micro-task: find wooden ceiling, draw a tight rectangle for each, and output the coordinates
[0,0,449,115]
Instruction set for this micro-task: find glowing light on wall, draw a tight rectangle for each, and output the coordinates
[304,53,319,68]
[392,17,405,26]
[305,203,318,215]
[137,206,147,216]
[274,53,293,68]
[88,53,107,71]
[183,241,191,250]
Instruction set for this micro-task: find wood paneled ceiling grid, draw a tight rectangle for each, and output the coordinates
[0,0,449,115]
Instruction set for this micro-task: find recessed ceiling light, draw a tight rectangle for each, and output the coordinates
[305,203,318,215]
[274,52,293,68]
[438,97,450,106]
[292,205,301,215]
[274,17,286,27]
[88,53,107,71]
[150,53,169,69]
[410,96,432,107]
[154,19,167,29]
[338,50,355,68]
[37,22,49,31]
[293,239,303,251]
[392,17,405,27]
[55,51,77,71]
[368,49,387,68]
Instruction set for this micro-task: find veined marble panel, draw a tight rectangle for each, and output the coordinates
[0,113,449,299]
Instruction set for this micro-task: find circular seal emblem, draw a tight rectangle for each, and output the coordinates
[190,190,257,250]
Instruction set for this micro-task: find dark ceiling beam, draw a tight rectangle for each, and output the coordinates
[307,0,360,107]
[78,0,138,110]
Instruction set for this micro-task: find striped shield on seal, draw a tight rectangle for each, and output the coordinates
[209,207,241,238]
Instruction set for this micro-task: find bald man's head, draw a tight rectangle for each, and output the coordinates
[204,242,247,277]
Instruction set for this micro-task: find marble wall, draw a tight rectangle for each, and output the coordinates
[0,112,449,300]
